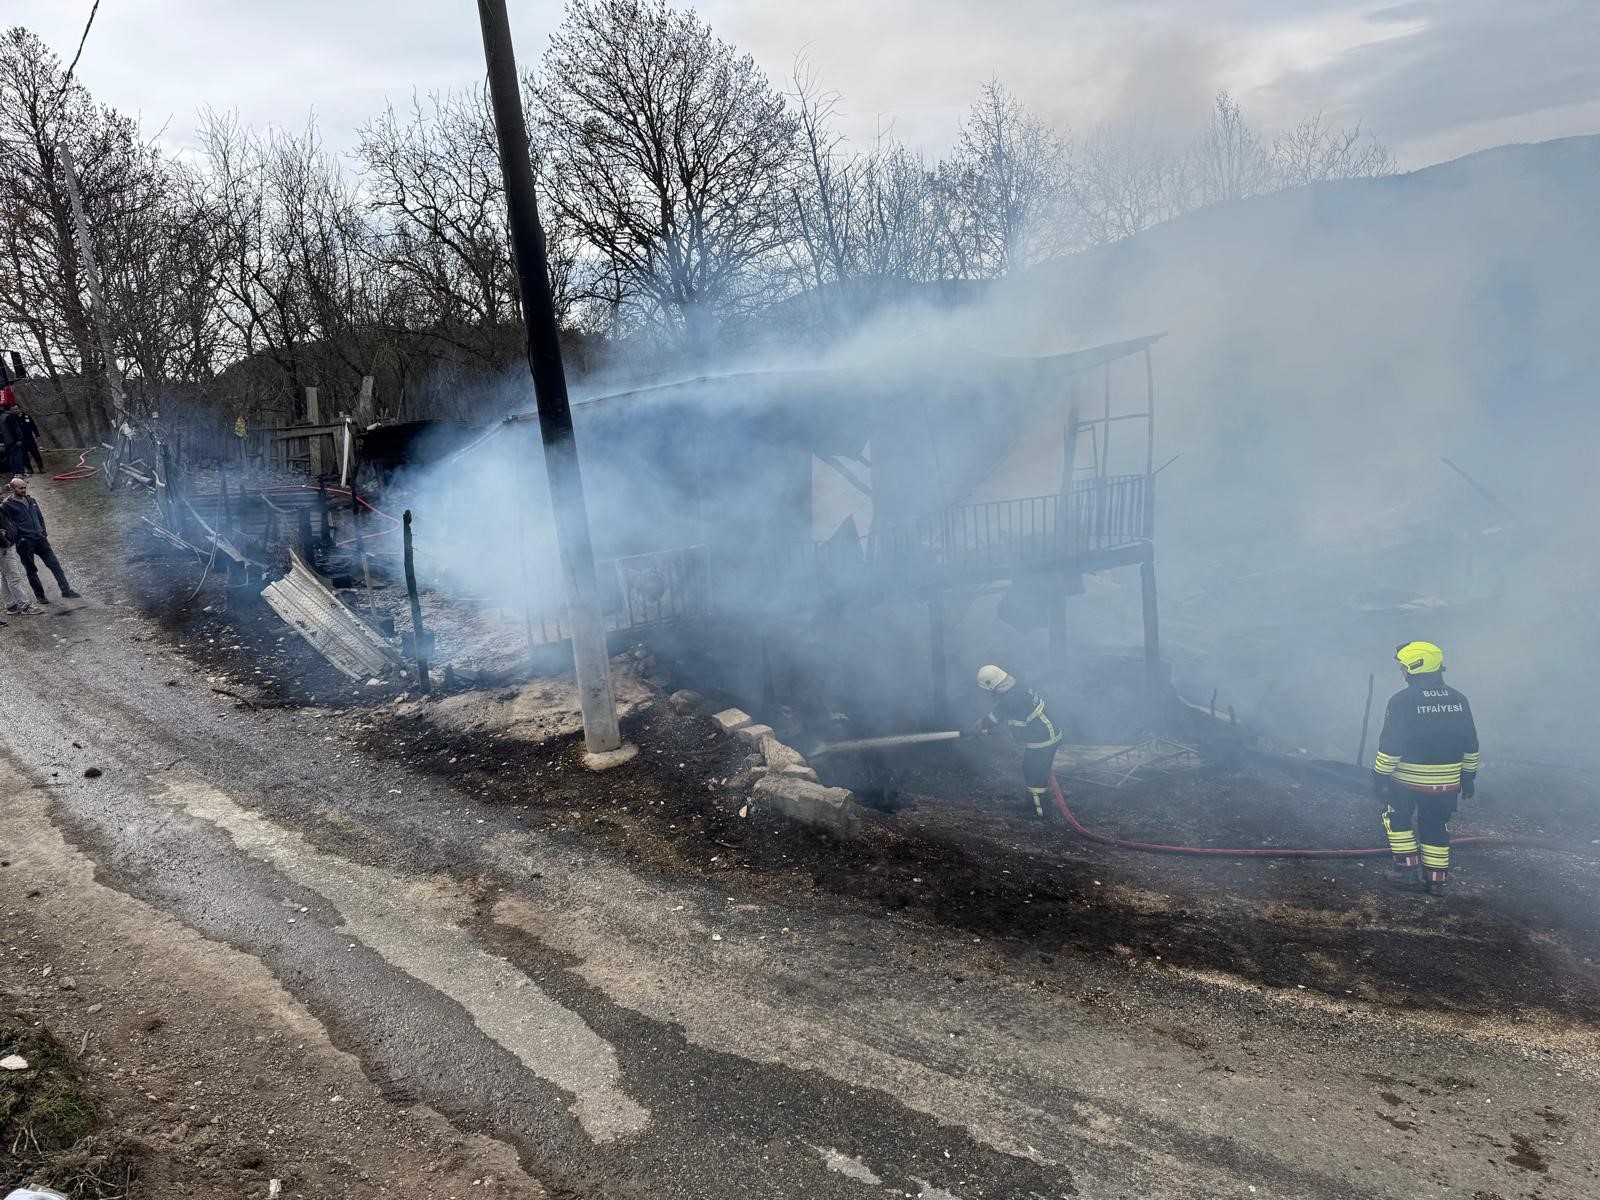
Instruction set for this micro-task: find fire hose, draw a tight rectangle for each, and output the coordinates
[52,448,98,482]
[815,730,1573,858]
[1043,775,1569,859]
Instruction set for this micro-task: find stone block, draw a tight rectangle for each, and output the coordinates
[760,734,808,773]
[712,707,752,733]
[735,723,774,744]
[752,775,862,838]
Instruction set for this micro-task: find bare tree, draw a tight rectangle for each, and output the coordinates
[194,113,386,420]
[534,0,800,357]
[786,62,953,330]
[0,25,179,435]
[1272,113,1396,186]
[1065,130,1193,247]
[358,85,582,374]
[1189,91,1273,207]
[787,60,857,302]
[947,80,1071,275]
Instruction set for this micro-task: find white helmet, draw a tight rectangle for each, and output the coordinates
[976,665,1015,693]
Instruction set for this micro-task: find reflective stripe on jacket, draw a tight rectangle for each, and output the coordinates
[1372,674,1479,791]
[990,686,1063,750]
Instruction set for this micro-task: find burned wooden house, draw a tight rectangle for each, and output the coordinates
[498,334,1166,729]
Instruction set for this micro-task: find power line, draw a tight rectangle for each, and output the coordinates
[56,0,103,101]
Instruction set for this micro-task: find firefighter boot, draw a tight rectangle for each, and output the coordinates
[1387,854,1421,891]
[1420,843,1450,897]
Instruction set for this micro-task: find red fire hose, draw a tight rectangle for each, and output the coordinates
[1045,775,1571,858]
[52,449,98,482]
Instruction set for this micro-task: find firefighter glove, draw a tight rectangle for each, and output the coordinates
[1460,772,1476,799]
[1370,770,1393,801]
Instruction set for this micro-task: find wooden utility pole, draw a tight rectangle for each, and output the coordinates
[403,511,431,694]
[476,0,627,760]
[58,144,128,439]
[305,386,324,477]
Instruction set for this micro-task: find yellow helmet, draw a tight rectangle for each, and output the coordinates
[1395,641,1444,675]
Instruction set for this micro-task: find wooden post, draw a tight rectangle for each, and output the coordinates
[305,386,323,478]
[1355,672,1377,768]
[1101,362,1112,478]
[157,441,176,527]
[352,482,376,615]
[297,508,315,564]
[1142,348,1157,540]
[403,510,431,694]
[317,478,332,548]
[1140,556,1162,704]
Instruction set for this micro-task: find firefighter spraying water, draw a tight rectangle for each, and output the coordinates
[972,665,1063,818]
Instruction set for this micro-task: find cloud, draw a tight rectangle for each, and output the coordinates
[6,0,1597,168]
[1258,0,1600,155]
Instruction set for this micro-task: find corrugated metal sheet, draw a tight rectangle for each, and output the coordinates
[261,550,401,680]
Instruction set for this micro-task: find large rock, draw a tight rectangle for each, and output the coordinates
[759,734,807,772]
[752,775,862,838]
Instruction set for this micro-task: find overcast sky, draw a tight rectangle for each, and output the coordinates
[9,0,1600,170]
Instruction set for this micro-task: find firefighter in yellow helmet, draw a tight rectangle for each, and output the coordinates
[974,665,1062,817]
[1371,641,1480,896]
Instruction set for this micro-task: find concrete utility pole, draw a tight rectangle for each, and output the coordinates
[58,144,128,430]
[475,0,631,764]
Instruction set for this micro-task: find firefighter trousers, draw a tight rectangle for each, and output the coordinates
[1021,744,1057,817]
[1382,790,1458,879]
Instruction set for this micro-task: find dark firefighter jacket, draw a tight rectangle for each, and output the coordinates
[1372,673,1479,792]
[986,685,1063,750]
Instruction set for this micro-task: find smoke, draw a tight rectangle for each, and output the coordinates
[390,133,1600,779]
[968,133,1600,764]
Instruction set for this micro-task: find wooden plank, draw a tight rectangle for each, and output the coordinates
[306,387,323,476]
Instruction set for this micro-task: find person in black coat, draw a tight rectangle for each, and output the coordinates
[0,394,22,476]
[18,409,43,474]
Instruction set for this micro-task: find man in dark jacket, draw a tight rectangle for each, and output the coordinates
[1372,640,1479,896]
[1,477,79,602]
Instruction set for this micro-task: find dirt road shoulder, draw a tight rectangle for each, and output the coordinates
[0,751,544,1199]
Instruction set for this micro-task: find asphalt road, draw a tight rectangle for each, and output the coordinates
[1,483,1597,1199]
